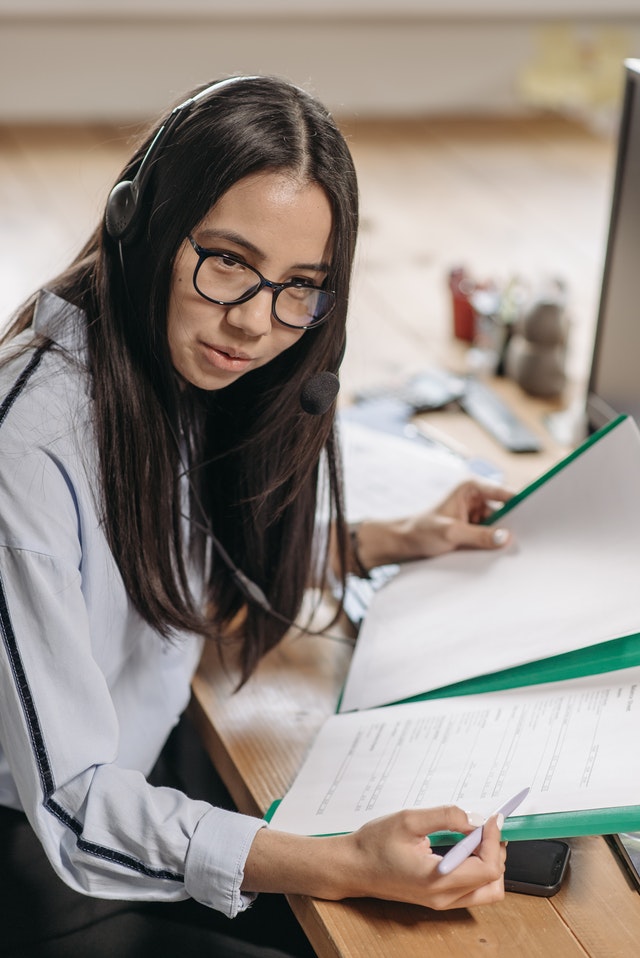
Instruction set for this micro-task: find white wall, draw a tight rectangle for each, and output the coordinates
[1,4,639,122]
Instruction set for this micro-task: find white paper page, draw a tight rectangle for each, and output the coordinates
[269,667,640,836]
[339,419,472,521]
[340,416,640,712]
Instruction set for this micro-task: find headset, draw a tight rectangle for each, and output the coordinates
[105,76,349,632]
[105,77,261,244]
[105,75,343,416]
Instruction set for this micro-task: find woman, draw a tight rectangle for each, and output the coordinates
[0,76,511,958]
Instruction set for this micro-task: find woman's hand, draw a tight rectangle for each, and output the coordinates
[401,479,514,557]
[243,805,506,911]
[353,479,514,571]
[346,805,506,910]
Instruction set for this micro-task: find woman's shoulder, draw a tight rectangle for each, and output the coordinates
[0,291,93,451]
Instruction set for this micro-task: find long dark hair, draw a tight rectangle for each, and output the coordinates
[4,76,359,682]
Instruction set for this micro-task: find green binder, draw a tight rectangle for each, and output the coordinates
[396,414,640,704]
[370,415,640,841]
[267,415,640,841]
[265,801,640,842]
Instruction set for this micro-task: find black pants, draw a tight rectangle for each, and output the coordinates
[2,715,317,958]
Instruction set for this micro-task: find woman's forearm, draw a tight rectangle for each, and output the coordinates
[241,807,507,911]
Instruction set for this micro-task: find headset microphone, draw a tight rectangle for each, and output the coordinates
[299,370,340,415]
[299,336,346,415]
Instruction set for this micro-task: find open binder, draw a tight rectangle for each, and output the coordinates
[340,414,640,713]
[267,416,640,840]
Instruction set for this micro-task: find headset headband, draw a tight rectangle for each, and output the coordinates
[104,76,261,243]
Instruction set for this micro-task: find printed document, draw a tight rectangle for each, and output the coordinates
[269,667,640,836]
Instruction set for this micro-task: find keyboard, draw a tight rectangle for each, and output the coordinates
[459,378,542,453]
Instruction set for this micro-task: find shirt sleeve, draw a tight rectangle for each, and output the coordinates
[0,398,267,918]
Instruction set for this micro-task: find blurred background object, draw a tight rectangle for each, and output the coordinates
[504,279,569,397]
[1,2,639,124]
[0,0,637,423]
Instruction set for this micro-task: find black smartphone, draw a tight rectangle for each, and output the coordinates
[502,839,571,896]
[432,839,571,897]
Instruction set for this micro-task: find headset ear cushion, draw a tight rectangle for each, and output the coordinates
[105,179,138,241]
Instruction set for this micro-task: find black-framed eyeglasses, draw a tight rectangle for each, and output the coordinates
[187,235,336,330]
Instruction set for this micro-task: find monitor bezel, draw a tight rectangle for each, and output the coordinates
[586,59,640,431]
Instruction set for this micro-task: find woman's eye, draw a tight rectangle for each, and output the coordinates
[211,253,248,274]
[286,282,317,302]
[220,254,243,269]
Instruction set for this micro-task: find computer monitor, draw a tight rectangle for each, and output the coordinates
[587,59,640,431]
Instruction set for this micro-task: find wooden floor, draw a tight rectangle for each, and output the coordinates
[0,114,616,405]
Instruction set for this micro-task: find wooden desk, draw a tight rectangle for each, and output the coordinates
[189,382,640,958]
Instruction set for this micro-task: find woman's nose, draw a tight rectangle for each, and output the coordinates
[225,289,274,337]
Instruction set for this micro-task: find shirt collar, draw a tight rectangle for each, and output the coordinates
[32,289,88,359]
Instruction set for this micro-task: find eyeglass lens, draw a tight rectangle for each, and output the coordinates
[194,252,334,327]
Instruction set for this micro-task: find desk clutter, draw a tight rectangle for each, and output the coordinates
[449,266,569,399]
[351,368,541,454]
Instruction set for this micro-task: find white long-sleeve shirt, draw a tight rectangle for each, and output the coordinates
[0,290,266,916]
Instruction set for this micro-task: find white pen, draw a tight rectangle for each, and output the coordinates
[436,786,531,876]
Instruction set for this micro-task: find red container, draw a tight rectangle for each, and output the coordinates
[448,267,476,342]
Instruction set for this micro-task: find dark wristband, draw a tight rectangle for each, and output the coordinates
[349,523,371,579]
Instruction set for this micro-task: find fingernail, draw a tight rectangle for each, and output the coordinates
[496,813,505,830]
[492,528,509,546]
[467,811,485,827]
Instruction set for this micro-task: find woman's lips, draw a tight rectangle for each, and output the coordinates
[200,341,254,372]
